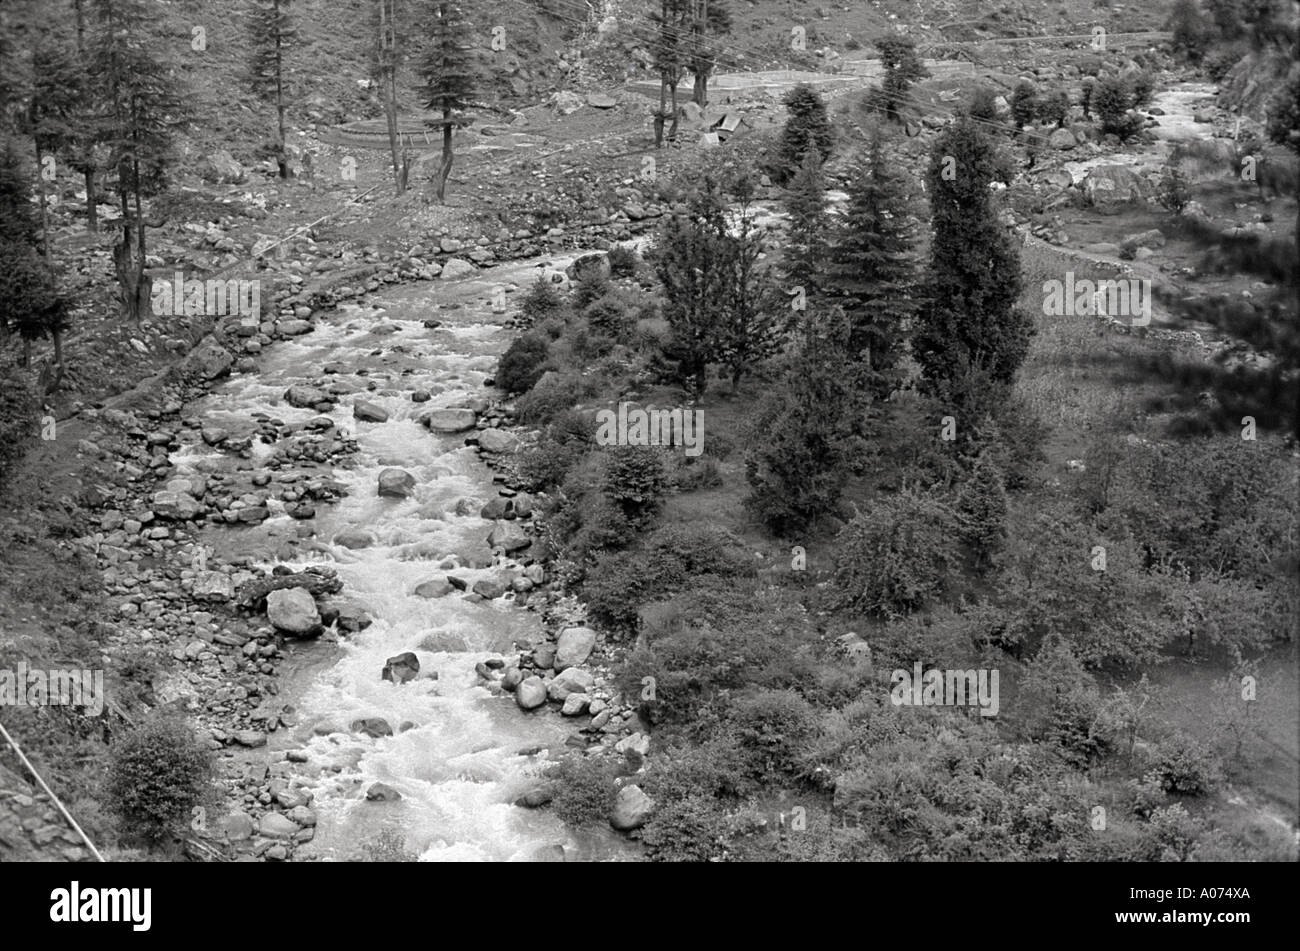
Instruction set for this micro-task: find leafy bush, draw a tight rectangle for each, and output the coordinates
[548,754,617,826]
[583,295,635,337]
[728,688,816,780]
[1153,733,1222,796]
[600,445,668,523]
[519,275,566,325]
[572,269,611,310]
[1094,75,1144,140]
[1157,161,1192,213]
[640,795,730,862]
[495,333,550,394]
[830,489,961,619]
[516,372,583,424]
[606,244,638,278]
[104,717,214,845]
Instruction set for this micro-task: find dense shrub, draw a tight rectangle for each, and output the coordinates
[548,754,618,826]
[495,333,550,394]
[516,372,584,424]
[728,688,817,780]
[572,269,611,310]
[583,295,635,337]
[519,274,567,325]
[1152,733,1222,796]
[606,244,638,277]
[830,488,961,619]
[105,717,214,845]
[600,445,668,523]
[639,795,731,862]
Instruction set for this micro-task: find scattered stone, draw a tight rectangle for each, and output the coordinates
[354,399,390,423]
[424,408,477,432]
[266,587,321,635]
[377,468,416,498]
[610,785,654,831]
[382,651,420,684]
[366,782,403,802]
[547,667,594,702]
[515,676,547,710]
[554,626,597,672]
[258,812,299,839]
[413,579,453,598]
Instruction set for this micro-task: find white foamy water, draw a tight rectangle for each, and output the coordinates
[172,255,636,862]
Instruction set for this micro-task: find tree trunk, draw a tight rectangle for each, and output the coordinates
[276,41,289,179]
[436,116,453,202]
[693,71,706,107]
[83,168,97,232]
[655,80,667,148]
[668,83,679,141]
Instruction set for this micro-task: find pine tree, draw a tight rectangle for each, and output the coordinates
[0,143,69,367]
[875,35,929,122]
[782,149,828,303]
[418,0,475,202]
[822,134,921,397]
[775,84,833,184]
[957,452,1009,569]
[715,177,790,390]
[247,0,297,179]
[90,0,188,322]
[651,177,730,398]
[26,40,85,255]
[1010,80,1038,130]
[743,306,865,537]
[913,115,1033,404]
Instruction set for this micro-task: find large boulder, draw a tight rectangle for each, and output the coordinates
[413,578,453,598]
[152,489,201,520]
[471,575,508,599]
[181,339,234,380]
[199,149,245,184]
[377,468,415,498]
[553,626,597,672]
[1047,127,1077,150]
[285,384,329,408]
[516,676,547,710]
[565,252,611,282]
[424,408,477,432]
[1081,164,1148,214]
[258,812,299,839]
[266,587,321,634]
[440,258,475,281]
[610,785,655,831]
[381,651,420,684]
[333,529,375,550]
[353,399,390,423]
[547,667,594,702]
[487,521,530,552]
[476,429,519,453]
[192,571,235,602]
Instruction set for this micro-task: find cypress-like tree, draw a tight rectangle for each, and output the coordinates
[913,115,1033,403]
[775,84,833,184]
[875,35,929,122]
[0,143,69,368]
[823,134,921,397]
[90,0,188,322]
[651,177,731,397]
[26,40,86,254]
[715,176,789,390]
[782,149,828,305]
[743,306,864,536]
[418,0,475,202]
[1010,79,1038,130]
[957,451,1009,569]
[247,0,297,179]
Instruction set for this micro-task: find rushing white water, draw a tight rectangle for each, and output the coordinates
[174,254,638,862]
